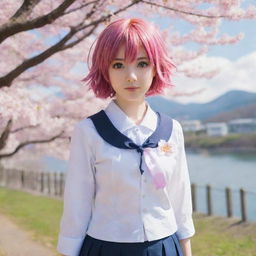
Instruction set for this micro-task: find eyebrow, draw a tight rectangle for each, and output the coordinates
[113,57,149,61]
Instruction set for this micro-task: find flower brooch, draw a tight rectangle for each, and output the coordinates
[157,139,173,156]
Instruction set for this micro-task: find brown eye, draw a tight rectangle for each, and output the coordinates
[112,62,123,69]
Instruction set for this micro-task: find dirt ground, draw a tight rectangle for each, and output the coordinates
[0,213,57,256]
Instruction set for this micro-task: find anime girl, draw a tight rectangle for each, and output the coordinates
[57,18,195,256]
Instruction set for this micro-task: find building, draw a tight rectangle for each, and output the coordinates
[228,118,256,134]
[180,120,204,132]
[205,122,228,136]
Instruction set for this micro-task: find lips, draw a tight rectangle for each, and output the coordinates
[125,87,139,91]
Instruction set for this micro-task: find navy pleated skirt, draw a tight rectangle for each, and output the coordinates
[78,233,183,256]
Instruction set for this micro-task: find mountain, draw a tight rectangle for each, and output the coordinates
[205,103,256,122]
[146,90,256,122]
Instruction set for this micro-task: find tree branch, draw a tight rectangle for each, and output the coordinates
[61,25,98,50]
[63,0,97,16]
[142,0,225,18]
[10,0,41,22]
[0,130,65,159]
[0,26,78,88]
[0,0,77,44]
[0,0,143,88]
[11,124,40,133]
[0,119,12,151]
[75,0,143,33]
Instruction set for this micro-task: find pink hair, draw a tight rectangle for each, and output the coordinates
[83,18,175,98]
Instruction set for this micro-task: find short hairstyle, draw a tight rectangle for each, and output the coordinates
[83,18,175,98]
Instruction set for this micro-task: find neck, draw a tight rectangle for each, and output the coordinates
[114,98,147,125]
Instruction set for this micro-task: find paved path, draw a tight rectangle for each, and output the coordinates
[0,213,57,256]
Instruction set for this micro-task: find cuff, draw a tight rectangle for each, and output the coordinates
[57,234,85,256]
[176,217,195,240]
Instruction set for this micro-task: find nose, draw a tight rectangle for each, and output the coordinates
[126,69,137,83]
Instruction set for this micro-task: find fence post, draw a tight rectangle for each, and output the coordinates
[59,173,64,197]
[191,183,197,212]
[240,188,247,222]
[225,187,233,218]
[47,172,51,195]
[54,172,58,196]
[20,170,25,188]
[40,172,44,193]
[206,184,212,216]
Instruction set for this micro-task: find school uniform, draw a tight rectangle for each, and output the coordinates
[57,100,195,256]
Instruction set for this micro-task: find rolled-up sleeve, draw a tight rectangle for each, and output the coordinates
[57,122,95,256]
[169,121,195,240]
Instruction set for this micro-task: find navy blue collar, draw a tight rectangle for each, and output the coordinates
[89,110,173,174]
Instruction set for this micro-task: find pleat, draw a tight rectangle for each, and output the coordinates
[172,234,183,256]
[121,243,144,256]
[101,241,121,256]
[163,236,177,256]
[146,240,163,256]
[162,241,166,256]
[88,240,102,256]
[78,236,93,256]
[79,235,183,256]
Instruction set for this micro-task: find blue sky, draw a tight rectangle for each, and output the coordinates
[152,16,255,59]
[153,1,256,61]
[160,16,256,104]
[142,1,255,104]
[204,19,256,60]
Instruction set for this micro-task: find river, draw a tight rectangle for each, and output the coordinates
[187,150,256,222]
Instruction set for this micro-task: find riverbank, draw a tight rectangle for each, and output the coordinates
[184,132,256,153]
[0,187,256,255]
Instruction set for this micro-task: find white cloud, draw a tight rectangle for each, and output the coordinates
[167,51,256,104]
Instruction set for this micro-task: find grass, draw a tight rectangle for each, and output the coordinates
[192,214,256,256]
[0,187,256,256]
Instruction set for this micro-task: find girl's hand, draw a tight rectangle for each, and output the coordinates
[180,238,192,256]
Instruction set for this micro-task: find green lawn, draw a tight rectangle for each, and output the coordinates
[0,187,255,256]
[192,215,256,256]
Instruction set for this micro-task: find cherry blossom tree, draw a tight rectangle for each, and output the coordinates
[1,0,256,166]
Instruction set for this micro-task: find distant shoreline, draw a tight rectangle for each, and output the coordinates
[184,132,256,155]
[186,147,256,154]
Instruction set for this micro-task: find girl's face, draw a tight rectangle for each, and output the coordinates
[108,44,156,104]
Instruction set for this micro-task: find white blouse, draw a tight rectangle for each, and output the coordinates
[57,100,195,256]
